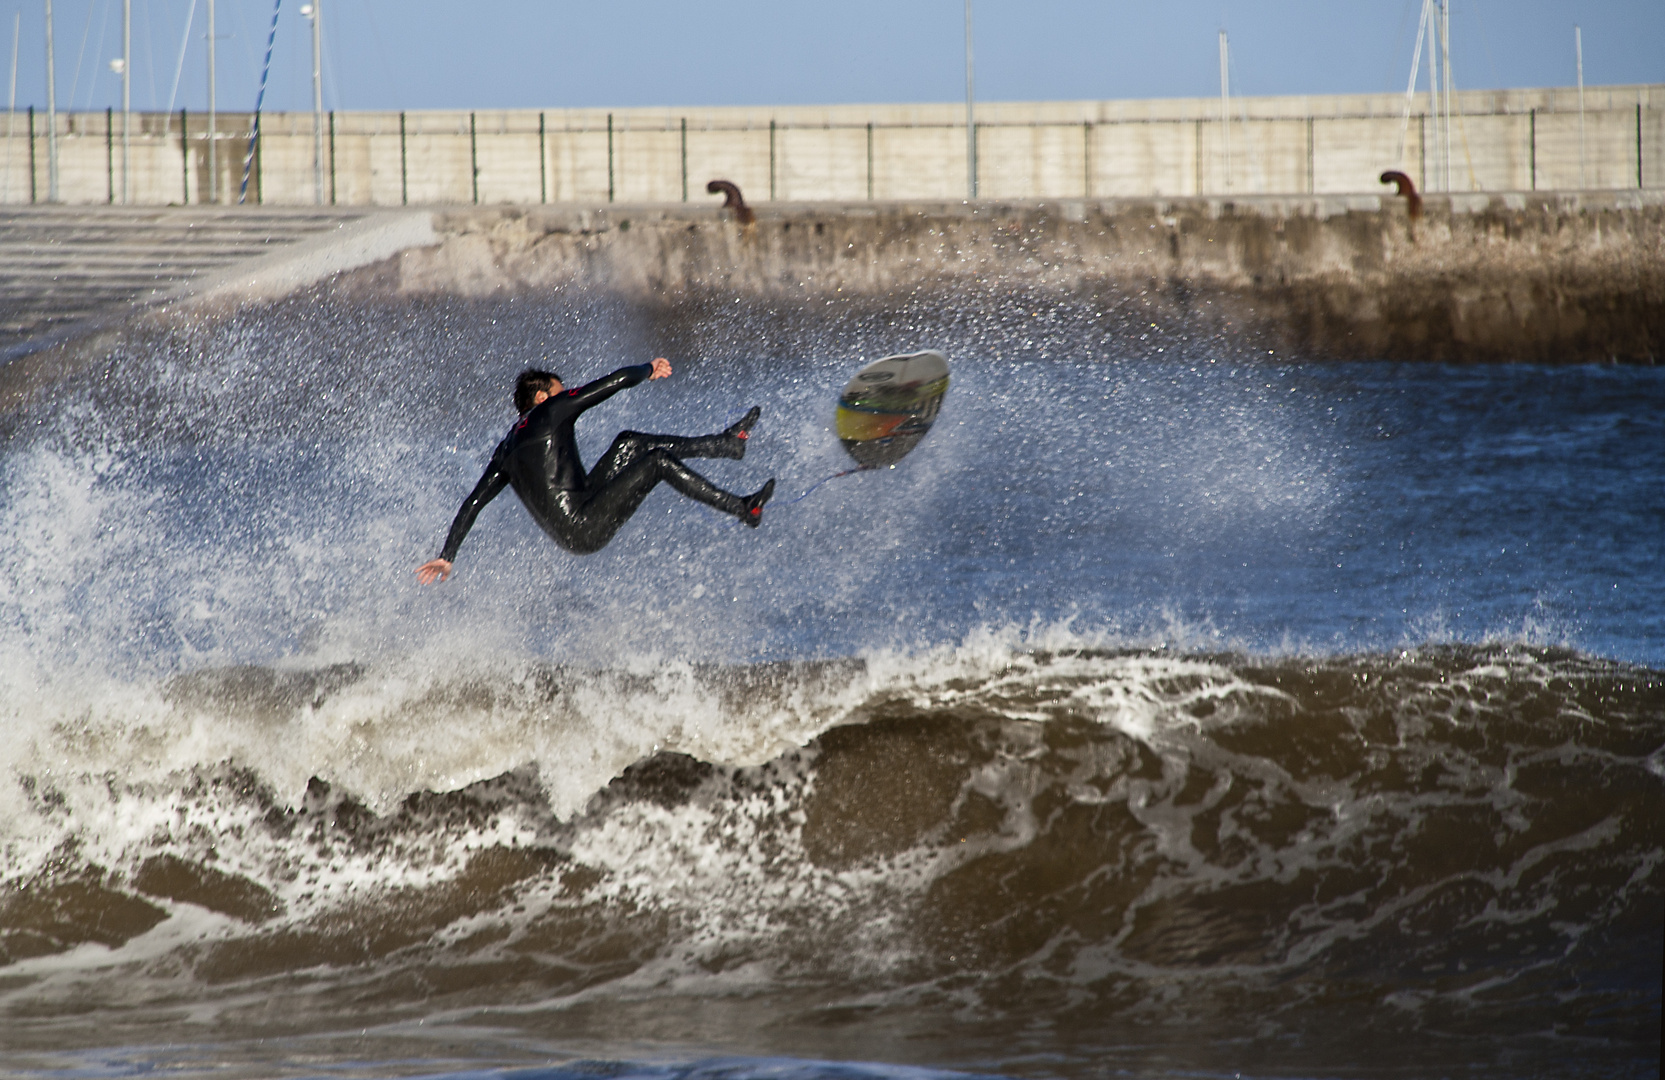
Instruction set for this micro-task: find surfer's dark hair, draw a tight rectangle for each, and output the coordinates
[514,369,562,413]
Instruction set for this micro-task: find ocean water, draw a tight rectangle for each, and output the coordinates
[1,285,1661,1079]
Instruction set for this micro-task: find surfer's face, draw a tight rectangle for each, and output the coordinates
[531,379,564,406]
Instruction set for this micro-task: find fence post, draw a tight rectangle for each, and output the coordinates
[106,107,114,203]
[400,110,408,205]
[28,105,36,203]
[867,121,874,200]
[180,108,189,203]
[1193,119,1202,195]
[1306,116,1315,194]
[1083,120,1091,198]
[606,113,614,202]
[328,110,336,204]
[469,112,478,204]
[1418,113,1427,193]
[538,111,546,203]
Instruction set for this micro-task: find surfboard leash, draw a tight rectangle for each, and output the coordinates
[782,467,871,505]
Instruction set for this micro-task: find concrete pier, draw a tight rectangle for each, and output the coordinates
[1,192,1658,385]
[369,192,1663,364]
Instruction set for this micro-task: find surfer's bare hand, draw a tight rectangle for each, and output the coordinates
[649,357,672,380]
[415,558,452,585]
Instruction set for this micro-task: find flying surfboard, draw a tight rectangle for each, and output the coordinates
[834,350,950,469]
[783,350,951,505]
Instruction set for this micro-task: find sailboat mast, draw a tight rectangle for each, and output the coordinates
[1219,30,1231,191]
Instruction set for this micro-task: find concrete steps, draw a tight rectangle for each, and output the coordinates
[0,206,369,352]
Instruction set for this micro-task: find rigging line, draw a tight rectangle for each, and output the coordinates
[239,0,280,203]
[68,0,103,112]
[1396,0,1432,164]
[226,0,260,83]
[320,3,343,111]
[88,0,116,111]
[1385,0,1419,95]
[353,0,401,106]
[1435,13,1480,192]
[141,0,158,109]
[4,11,18,205]
[164,0,198,138]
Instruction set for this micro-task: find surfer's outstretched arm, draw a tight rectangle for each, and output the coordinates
[563,358,672,413]
[417,459,510,584]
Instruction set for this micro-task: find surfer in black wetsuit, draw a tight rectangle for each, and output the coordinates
[416,358,773,584]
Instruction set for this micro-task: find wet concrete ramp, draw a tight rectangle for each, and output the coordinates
[0,206,368,356]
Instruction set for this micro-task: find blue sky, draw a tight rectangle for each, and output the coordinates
[2,0,1661,115]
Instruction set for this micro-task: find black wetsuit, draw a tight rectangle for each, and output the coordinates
[437,364,752,560]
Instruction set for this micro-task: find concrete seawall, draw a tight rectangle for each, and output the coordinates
[5,85,1659,207]
[359,192,1663,364]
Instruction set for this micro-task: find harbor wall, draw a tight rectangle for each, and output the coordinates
[2,85,1661,208]
[363,191,1664,365]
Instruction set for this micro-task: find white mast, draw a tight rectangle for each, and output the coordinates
[45,0,59,201]
[1575,25,1586,187]
[1219,29,1231,191]
[303,3,322,204]
[963,0,975,199]
[122,0,130,203]
[1426,0,1441,190]
[207,0,216,202]
[1441,0,1453,192]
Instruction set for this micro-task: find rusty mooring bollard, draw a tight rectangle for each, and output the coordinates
[1379,170,1423,220]
[706,179,755,225]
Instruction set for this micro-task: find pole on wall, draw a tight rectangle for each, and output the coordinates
[1306,115,1315,193]
[239,0,280,205]
[4,11,17,205]
[964,0,976,199]
[606,113,614,202]
[867,121,874,200]
[680,117,687,202]
[180,107,188,202]
[1082,120,1091,198]
[328,109,335,203]
[1218,30,1230,192]
[537,111,545,203]
[45,0,58,202]
[304,2,322,204]
[29,104,37,202]
[469,111,478,204]
[1426,1,1440,191]
[1529,107,1535,190]
[1440,0,1452,193]
[1575,25,1586,187]
[106,107,114,202]
[400,110,408,204]
[1078,119,1092,198]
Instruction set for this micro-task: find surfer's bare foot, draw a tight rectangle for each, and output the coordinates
[723,406,761,458]
[740,478,775,528]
